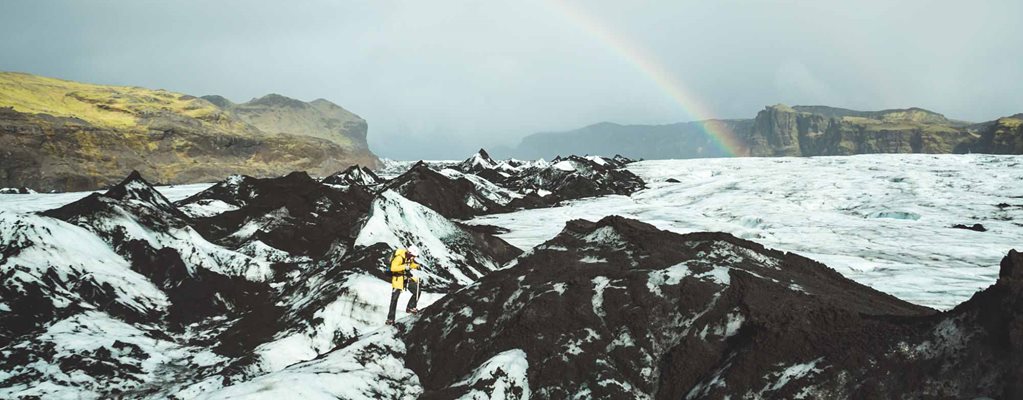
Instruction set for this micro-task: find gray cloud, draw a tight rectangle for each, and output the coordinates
[2,0,1021,159]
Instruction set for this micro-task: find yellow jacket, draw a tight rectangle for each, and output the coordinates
[390,248,420,290]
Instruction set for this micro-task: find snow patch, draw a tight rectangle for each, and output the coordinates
[178,199,238,218]
[451,349,530,400]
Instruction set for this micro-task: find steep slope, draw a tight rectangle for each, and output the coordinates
[382,161,506,219]
[177,171,375,258]
[42,171,274,281]
[322,165,385,189]
[354,190,521,290]
[0,71,377,191]
[0,172,278,399]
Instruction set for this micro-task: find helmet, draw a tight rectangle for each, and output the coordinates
[407,245,421,257]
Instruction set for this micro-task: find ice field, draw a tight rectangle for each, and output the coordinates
[469,154,1023,309]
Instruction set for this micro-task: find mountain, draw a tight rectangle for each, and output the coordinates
[501,104,1023,159]
[380,161,507,219]
[0,72,378,192]
[321,164,385,189]
[200,94,370,154]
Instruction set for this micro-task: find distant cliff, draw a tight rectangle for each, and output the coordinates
[0,72,378,191]
[200,94,370,153]
[503,104,1021,159]
[954,114,1023,155]
[745,105,974,156]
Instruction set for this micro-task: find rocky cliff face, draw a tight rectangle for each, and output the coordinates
[955,114,1023,154]
[0,72,378,192]
[746,104,975,157]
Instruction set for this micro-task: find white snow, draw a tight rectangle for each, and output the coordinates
[469,154,1023,309]
[0,212,169,314]
[90,209,273,281]
[200,329,423,400]
[0,311,221,400]
[552,160,576,172]
[237,240,312,264]
[178,199,239,218]
[585,156,609,166]
[441,168,524,205]
[757,358,824,396]
[451,349,530,400]
[354,190,497,286]
[0,182,212,213]
[255,273,445,372]
[591,277,611,318]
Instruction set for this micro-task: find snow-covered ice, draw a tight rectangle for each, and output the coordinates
[450,349,530,400]
[199,328,422,400]
[0,182,213,213]
[469,154,1023,309]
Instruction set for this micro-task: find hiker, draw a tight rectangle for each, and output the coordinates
[386,245,422,325]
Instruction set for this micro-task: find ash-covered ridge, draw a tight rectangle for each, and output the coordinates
[0,165,520,398]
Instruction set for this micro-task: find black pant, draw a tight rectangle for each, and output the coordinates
[386,278,419,321]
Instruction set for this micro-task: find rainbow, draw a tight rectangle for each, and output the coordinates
[548,0,746,156]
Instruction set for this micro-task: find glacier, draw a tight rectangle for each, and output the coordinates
[468,154,1023,309]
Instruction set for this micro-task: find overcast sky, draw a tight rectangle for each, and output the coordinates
[2,1,1022,159]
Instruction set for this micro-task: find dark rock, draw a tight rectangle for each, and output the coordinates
[999,249,1023,281]
[322,164,384,188]
[665,178,681,183]
[0,187,34,194]
[383,161,505,219]
[458,223,511,236]
[457,149,499,174]
[504,155,645,204]
[179,171,375,257]
[952,223,987,232]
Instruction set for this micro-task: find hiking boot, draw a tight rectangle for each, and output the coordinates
[385,319,395,325]
[406,307,420,314]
